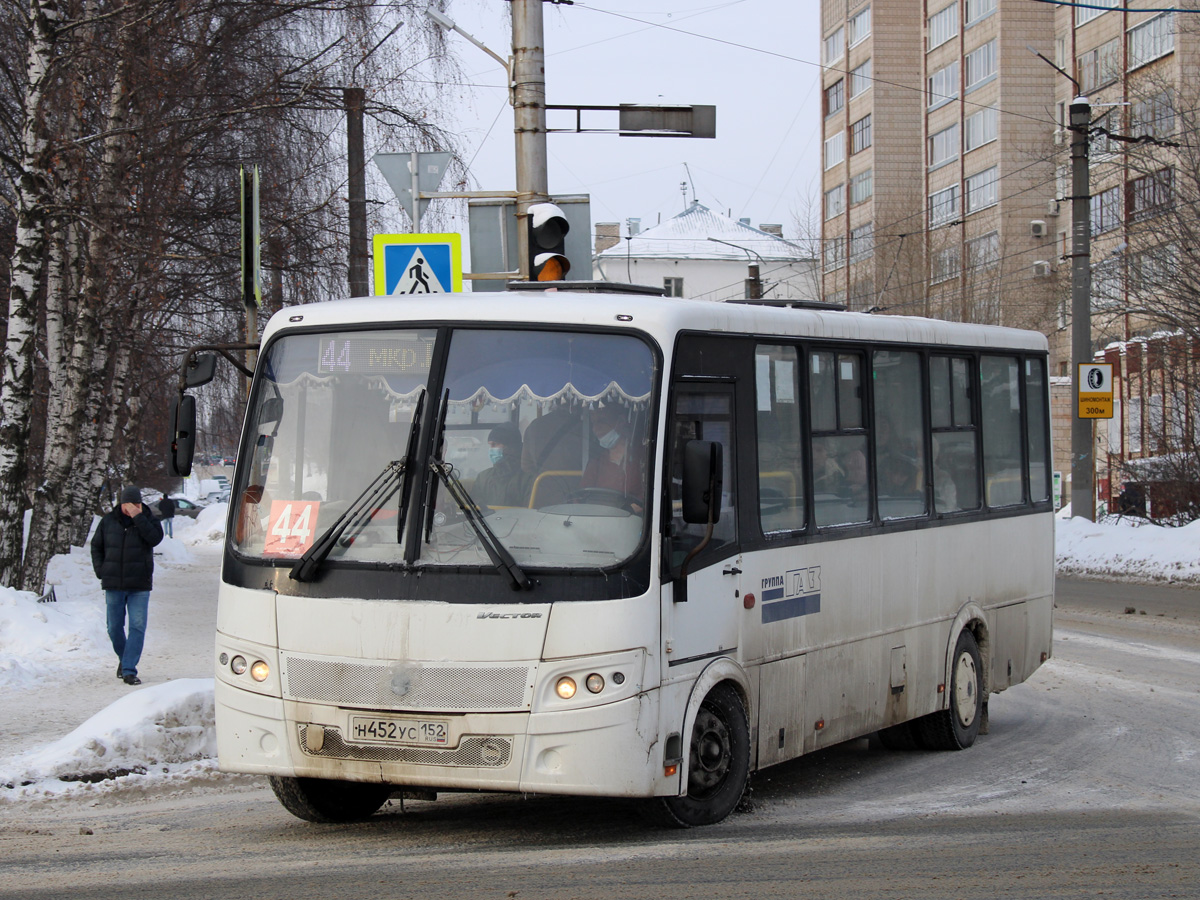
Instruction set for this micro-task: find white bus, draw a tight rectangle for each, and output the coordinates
[192,288,1054,826]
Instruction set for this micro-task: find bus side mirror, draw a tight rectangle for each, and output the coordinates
[185,354,217,388]
[168,394,197,477]
[682,440,722,524]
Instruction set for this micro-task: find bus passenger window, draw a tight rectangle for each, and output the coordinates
[755,345,806,534]
[1025,358,1051,502]
[810,350,870,527]
[873,350,928,520]
[981,356,1024,507]
[930,356,980,513]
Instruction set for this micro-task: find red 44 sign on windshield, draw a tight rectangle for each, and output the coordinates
[263,500,320,557]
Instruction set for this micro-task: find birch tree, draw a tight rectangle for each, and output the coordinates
[0,0,464,591]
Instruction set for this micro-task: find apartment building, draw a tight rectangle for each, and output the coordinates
[1056,3,1200,513]
[820,0,1200,517]
[820,0,1058,348]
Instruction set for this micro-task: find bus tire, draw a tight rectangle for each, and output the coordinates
[268,775,391,823]
[646,683,750,828]
[917,629,983,751]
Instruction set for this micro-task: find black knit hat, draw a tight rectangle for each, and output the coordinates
[488,423,521,448]
[120,486,142,504]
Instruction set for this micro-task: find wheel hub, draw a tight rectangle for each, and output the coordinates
[689,708,731,797]
[953,650,978,727]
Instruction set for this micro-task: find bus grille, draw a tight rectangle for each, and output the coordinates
[281,654,533,712]
[298,725,512,768]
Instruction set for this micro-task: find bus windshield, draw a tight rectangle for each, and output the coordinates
[231,326,656,572]
[419,329,655,570]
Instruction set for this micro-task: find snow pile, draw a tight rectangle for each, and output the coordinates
[2,678,214,781]
[0,545,107,688]
[0,679,227,803]
[182,502,229,546]
[1056,512,1200,585]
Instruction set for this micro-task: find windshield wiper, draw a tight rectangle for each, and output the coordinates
[290,389,426,582]
[424,389,532,592]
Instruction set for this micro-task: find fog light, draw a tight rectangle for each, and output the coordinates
[230,655,248,675]
[556,676,577,699]
[250,660,270,682]
[585,673,604,694]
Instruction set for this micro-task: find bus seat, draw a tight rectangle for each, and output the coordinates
[986,470,1023,507]
[760,470,798,503]
[529,470,583,508]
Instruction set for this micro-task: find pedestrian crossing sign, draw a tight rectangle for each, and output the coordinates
[372,233,463,296]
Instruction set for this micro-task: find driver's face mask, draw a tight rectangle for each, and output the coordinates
[598,428,620,450]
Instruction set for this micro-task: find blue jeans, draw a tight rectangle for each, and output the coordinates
[106,590,150,677]
[162,518,173,537]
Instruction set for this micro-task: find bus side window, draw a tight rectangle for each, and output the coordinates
[1025,357,1051,503]
[873,349,928,520]
[755,345,806,535]
[981,355,1024,507]
[810,350,870,527]
[669,389,737,567]
[930,355,980,512]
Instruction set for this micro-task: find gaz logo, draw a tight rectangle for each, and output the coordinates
[761,566,822,624]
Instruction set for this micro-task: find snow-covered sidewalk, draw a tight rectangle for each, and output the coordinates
[0,507,1195,805]
[0,506,233,803]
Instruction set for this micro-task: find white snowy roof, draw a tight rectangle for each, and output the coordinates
[596,201,811,262]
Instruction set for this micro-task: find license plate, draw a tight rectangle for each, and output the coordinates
[348,716,449,747]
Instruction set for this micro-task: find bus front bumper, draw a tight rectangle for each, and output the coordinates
[216,679,669,798]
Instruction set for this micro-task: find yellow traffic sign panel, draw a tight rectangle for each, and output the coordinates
[1078,363,1113,419]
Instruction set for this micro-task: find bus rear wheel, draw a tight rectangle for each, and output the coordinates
[647,683,750,827]
[268,775,392,823]
[916,629,983,751]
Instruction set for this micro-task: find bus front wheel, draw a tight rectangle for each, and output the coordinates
[917,629,983,751]
[268,775,392,823]
[647,683,750,827]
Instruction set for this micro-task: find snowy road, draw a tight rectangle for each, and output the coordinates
[1,568,1198,898]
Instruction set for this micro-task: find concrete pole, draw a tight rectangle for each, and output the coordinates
[344,87,370,297]
[511,0,549,280]
[1069,97,1095,520]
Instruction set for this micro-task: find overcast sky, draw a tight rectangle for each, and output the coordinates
[425,0,824,244]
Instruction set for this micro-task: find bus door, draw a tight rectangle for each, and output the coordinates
[664,383,742,668]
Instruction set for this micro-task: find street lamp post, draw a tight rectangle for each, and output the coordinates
[511,0,550,280]
[1069,96,1095,521]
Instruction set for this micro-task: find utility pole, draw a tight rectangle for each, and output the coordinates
[345,87,370,297]
[511,0,550,280]
[1069,96,1095,521]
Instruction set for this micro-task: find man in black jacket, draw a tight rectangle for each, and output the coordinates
[157,494,176,537]
[91,486,164,685]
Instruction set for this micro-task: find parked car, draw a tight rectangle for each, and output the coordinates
[149,495,206,519]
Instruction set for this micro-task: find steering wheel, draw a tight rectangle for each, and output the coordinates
[567,487,642,513]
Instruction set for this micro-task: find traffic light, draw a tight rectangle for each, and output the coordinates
[527,201,570,281]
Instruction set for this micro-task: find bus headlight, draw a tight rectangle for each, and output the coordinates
[230,655,248,675]
[555,676,577,699]
[250,660,270,682]
[585,673,605,693]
